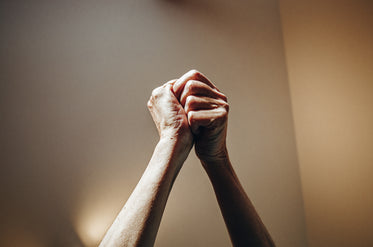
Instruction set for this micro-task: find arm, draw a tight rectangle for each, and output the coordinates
[173,70,275,247]
[202,155,275,247]
[99,81,193,247]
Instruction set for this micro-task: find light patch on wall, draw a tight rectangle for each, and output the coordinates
[74,180,129,247]
[75,206,114,247]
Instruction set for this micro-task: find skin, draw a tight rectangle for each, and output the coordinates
[99,70,275,247]
[99,81,193,247]
[174,70,275,247]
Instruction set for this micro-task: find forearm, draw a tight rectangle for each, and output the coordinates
[100,138,190,247]
[203,155,275,247]
[171,69,274,246]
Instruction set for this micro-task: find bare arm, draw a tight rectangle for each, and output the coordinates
[202,155,275,247]
[99,81,193,247]
[173,70,275,247]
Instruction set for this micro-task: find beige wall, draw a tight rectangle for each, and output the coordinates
[280,0,373,246]
[1,0,307,246]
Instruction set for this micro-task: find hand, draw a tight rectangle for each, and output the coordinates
[173,70,229,164]
[147,80,193,149]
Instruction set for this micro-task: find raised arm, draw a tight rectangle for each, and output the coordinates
[99,81,193,247]
[174,70,275,247]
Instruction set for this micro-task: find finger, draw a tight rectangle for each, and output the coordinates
[148,80,177,107]
[165,79,178,87]
[173,69,217,99]
[184,95,227,113]
[188,108,228,134]
[162,80,178,99]
[180,80,227,107]
[166,79,180,99]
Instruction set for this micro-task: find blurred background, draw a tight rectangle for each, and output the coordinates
[0,0,372,246]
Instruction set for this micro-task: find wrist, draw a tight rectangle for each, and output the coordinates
[199,147,230,172]
[146,137,192,179]
[158,135,193,161]
[160,128,193,148]
[201,155,234,183]
[197,144,229,163]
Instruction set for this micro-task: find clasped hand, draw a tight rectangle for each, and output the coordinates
[147,70,229,166]
[100,69,275,247]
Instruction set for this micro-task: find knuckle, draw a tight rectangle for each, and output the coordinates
[185,80,197,92]
[165,79,177,86]
[215,107,228,123]
[185,95,198,113]
[147,99,153,108]
[220,109,228,121]
[188,69,201,77]
[187,111,195,122]
[222,102,229,112]
[151,86,163,97]
[185,95,197,106]
[220,93,228,102]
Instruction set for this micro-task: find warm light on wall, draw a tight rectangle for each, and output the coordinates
[75,208,112,247]
[74,182,128,247]
[280,0,373,246]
